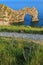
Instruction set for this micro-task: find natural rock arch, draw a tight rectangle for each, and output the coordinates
[0,4,38,25]
[17,7,38,23]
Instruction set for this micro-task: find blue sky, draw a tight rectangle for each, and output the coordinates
[0,0,43,10]
[0,0,43,18]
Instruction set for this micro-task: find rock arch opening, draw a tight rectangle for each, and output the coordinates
[24,14,32,25]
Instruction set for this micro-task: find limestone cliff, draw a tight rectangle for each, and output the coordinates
[0,4,38,25]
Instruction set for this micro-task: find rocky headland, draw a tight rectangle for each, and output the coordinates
[0,4,38,25]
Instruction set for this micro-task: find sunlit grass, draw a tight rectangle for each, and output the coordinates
[0,25,43,34]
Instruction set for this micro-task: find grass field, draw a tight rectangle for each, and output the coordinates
[0,37,43,65]
[0,25,43,34]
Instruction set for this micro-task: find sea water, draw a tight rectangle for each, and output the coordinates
[24,14,43,27]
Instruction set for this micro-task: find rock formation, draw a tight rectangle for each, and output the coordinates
[0,4,38,25]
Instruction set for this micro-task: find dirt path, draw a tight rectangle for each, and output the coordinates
[0,32,43,40]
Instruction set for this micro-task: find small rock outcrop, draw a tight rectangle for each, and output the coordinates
[0,4,38,25]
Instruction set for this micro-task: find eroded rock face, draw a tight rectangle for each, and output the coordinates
[0,4,38,25]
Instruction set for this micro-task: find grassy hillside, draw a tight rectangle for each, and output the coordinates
[0,25,43,34]
[0,37,43,65]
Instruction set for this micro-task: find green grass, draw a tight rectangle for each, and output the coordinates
[0,25,43,34]
[0,37,43,65]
